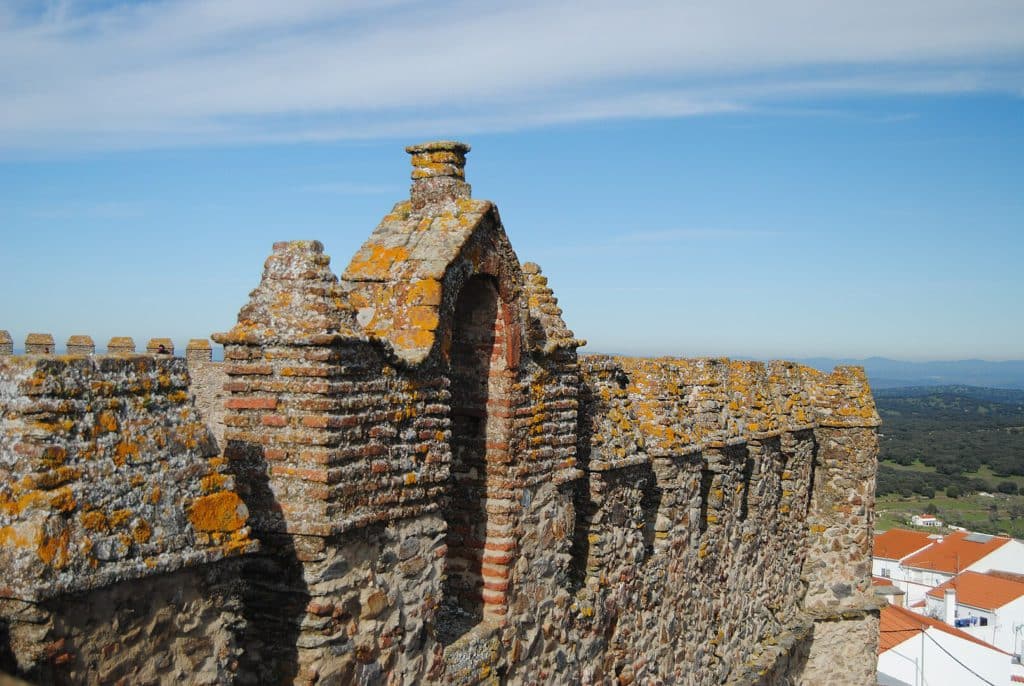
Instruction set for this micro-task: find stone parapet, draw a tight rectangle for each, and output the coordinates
[24,333,54,355]
[146,338,175,356]
[186,338,213,362]
[107,336,136,354]
[0,354,256,602]
[65,335,95,356]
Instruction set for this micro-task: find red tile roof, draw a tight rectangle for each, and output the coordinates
[927,571,1024,611]
[879,604,1008,655]
[901,531,1011,574]
[874,529,935,561]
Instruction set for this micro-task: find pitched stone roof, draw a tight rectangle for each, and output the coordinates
[340,197,499,363]
[215,240,358,346]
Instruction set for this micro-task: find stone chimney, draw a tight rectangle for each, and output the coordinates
[944,586,957,625]
[0,330,11,355]
[406,140,471,210]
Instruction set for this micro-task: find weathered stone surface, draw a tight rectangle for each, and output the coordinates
[0,355,256,602]
[0,141,879,685]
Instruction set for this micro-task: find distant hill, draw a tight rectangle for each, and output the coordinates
[875,384,1024,482]
[875,385,1024,404]
[797,357,1024,390]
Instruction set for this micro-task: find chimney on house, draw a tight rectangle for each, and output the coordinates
[406,140,471,210]
[944,586,957,625]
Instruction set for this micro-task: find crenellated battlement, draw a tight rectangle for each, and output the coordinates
[0,333,218,361]
[0,143,879,686]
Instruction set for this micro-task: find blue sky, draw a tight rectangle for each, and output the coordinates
[0,1,1022,360]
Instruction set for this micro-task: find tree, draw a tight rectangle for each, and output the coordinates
[946,485,962,499]
[997,481,1019,495]
[924,503,939,515]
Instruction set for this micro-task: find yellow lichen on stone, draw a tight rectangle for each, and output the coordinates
[109,509,132,528]
[188,491,248,532]
[346,244,410,280]
[200,473,227,493]
[133,519,152,544]
[96,411,119,434]
[81,510,109,532]
[49,487,76,513]
[37,528,71,568]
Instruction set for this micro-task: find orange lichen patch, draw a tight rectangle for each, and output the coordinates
[167,390,189,404]
[200,473,227,493]
[0,524,32,547]
[149,487,162,505]
[113,440,139,467]
[274,291,293,309]
[0,489,46,516]
[96,410,119,434]
[132,519,152,544]
[37,528,71,568]
[344,244,410,281]
[393,328,434,351]
[188,491,248,532]
[49,487,76,513]
[407,278,443,306]
[81,510,109,532]
[109,509,132,528]
[405,306,440,331]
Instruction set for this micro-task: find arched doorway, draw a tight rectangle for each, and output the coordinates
[437,275,514,644]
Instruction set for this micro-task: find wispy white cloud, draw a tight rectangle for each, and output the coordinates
[1,0,1022,151]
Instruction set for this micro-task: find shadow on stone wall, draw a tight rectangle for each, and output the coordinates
[0,618,15,676]
[569,381,596,594]
[224,441,309,685]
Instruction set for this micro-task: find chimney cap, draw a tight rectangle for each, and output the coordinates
[405,140,472,208]
[405,140,470,155]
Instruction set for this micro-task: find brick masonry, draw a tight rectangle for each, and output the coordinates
[0,142,880,685]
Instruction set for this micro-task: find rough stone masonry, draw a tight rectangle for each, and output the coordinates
[0,141,880,685]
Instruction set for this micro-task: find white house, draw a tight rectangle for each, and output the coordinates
[898,531,1024,606]
[878,604,1011,686]
[873,529,940,604]
[911,514,943,527]
[874,529,937,579]
[925,570,1024,658]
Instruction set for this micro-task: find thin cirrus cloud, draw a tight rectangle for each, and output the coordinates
[1,0,1022,151]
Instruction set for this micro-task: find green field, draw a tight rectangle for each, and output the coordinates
[876,491,1024,537]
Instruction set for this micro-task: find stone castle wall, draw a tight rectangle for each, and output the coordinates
[0,141,880,685]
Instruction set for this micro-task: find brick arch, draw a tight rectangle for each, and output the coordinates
[437,274,518,644]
